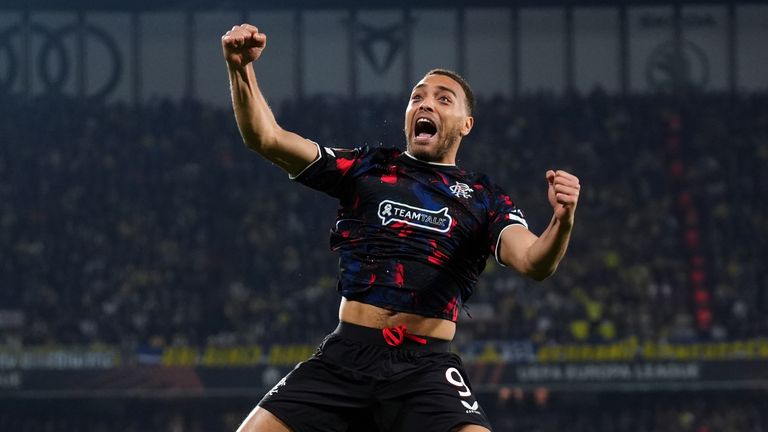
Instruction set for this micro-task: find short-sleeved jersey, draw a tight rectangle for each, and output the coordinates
[293,143,528,322]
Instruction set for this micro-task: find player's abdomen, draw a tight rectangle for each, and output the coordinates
[338,298,456,340]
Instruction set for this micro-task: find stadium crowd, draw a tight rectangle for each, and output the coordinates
[1,90,766,351]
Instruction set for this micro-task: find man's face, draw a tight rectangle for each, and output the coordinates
[404,74,473,164]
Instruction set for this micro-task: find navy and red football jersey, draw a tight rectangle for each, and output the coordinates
[292,142,528,322]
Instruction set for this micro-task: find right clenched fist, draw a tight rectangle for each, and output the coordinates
[222,24,266,67]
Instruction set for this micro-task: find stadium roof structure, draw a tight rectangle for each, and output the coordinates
[0,0,760,12]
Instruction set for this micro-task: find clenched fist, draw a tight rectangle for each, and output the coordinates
[546,170,580,227]
[222,24,267,67]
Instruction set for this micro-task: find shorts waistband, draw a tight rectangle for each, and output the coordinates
[333,322,452,352]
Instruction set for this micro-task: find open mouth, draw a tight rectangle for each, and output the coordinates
[414,117,438,141]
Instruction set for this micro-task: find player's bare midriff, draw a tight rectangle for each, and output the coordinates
[338,298,457,341]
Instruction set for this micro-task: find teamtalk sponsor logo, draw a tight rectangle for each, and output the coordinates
[449,182,474,199]
[378,200,452,233]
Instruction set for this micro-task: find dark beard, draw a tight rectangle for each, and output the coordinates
[405,123,462,163]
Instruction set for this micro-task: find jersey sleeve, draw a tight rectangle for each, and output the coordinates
[290,141,367,198]
[487,184,528,266]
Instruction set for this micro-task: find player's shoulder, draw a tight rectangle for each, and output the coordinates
[322,145,403,177]
[454,166,516,205]
[373,145,404,159]
[358,145,405,167]
[455,165,497,190]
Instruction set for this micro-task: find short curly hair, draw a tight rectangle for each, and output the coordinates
[424,68,475,116]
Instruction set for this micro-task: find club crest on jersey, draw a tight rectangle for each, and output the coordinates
[449,182,474,199]
[378,200,452,233]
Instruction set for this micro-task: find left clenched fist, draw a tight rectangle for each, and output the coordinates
[546,169,580,227]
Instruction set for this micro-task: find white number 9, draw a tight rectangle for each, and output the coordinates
[445,367,472,397]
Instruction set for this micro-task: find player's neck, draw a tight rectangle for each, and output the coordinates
[403,151,456,167]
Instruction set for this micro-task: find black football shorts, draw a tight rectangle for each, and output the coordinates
[258,322,493,432]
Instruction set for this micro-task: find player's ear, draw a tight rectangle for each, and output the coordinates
[460,115,474,137]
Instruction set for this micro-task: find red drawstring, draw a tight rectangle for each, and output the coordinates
[382,325,427,346]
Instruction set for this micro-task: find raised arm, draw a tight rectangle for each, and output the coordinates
[222,24,318,176]
[498,170,580,281]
